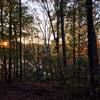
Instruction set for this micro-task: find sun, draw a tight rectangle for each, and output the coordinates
[3,41,8,46]
[2,41,9,48]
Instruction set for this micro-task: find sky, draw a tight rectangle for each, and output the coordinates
[21,0,55,44]
[21,0,51,44]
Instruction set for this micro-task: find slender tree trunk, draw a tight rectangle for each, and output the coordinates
[78,1,81,60]
[72,3,76,65]
[3,56,7,80]
[78,19,81,60]
[60,0,67,73]
[8,6,12,83]
[77,2,81,86]
[47,9,56,40]
[13,23,18,79]
[14,25,19,79]
[86,0,99,99]
[37,35,40,69]
[23,36,26,79]
[37,35,41,80]
[56,0,62,82]
[19,0,22,80]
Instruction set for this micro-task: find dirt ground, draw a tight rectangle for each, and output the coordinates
[0,81,65,100]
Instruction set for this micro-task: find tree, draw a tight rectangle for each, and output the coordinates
[19,0,22,80]
[60,0,67,73]
[72,0,76,65]
[8,1,12,83]
[55,0,62,81]
[86,0,99,99]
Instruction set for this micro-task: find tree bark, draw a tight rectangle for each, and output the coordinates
[86,0,99,99]
[8,5,12,84]
[19,0,22,80]
[60,0,67,73]
[72,2,76,65]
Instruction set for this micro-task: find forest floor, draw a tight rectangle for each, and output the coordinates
[0,80,66,100]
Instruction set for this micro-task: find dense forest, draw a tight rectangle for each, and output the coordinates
[0,0,100,100]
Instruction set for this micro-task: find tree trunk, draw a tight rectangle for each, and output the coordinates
[19,0,22,80]
[72,3,76,65]
[60,0,67,73]
[86,0,99,99]
[56,0,62,82]
[13,23,18,79]
[78,1,81,60]
[3,56,7,80]
[8,6,12,84]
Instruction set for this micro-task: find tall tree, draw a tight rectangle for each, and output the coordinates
[72,0,76,65]
[86,0,99,99]
[8,1,12,83]
[19,0,22,80]
[55,0,62,81]
[60,0,67,73]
